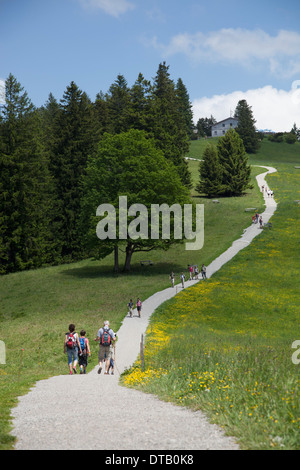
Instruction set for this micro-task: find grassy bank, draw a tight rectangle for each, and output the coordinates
[121,140,300,449]
[0,156,264,449]
[1,138,299,450]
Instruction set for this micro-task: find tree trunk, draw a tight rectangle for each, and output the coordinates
[124,242,134,272]
[113,244,119,273]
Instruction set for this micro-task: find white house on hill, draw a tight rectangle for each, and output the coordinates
[211,117,238,137]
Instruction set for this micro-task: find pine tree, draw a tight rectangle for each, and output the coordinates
[106,74,130,134]
[234,99,260,153]
[94,90,110,139]
[196,115,217,137]
[50,81,97,259]
[0,74,52,273]
[175,78,194,138]
[149,62,191,187]
[196,144,222,197]
[217,128,252,196]
[127,73,152,131]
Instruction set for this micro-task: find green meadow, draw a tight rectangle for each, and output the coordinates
[0,138,299,449]
[122,138,300,450]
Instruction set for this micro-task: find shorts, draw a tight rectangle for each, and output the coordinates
[67,347,78,365]
[79,352,88,367]
[98,345,112,362]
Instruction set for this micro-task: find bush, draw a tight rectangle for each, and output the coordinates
[268,132,297,144]
[284,133,297,144]
[268,133,284,143]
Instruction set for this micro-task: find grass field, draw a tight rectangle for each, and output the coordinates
[0,138,299,449]
[122,138,300,450]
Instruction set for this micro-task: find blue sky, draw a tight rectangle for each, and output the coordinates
[1,0,300,131]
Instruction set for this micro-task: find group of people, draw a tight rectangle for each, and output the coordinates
[64,321,116,376]
[262,185,274,198]
[252,212,263,228]
[170,264,207,288]
[127,298,142,317]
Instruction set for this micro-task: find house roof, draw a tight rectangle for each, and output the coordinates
[212,117,238,127]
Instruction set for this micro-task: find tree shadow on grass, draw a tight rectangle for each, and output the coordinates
[60,261,186,279]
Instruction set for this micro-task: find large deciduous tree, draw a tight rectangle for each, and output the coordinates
[80,129,191,272]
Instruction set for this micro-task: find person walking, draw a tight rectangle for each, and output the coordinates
[180,272,185,288]
[136,298,142,317]
[78,329,91,374]
[95,321,116,375]
[64,324,82,375]
[194,265,199,280]
[108,357,114,375]
[128,299,134,317]
[170,272,175,287]
[201,264,207,280]
[189,265,193,280]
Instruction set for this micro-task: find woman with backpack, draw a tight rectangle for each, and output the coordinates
[64,324,82,375]
[136,298,142,317]
[78,330,91,374]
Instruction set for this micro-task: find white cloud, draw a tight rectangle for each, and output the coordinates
[155,28,300,78]
[192,82,300,132]
[79,0,134,17]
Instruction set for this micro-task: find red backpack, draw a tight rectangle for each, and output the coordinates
[66,332,76,349]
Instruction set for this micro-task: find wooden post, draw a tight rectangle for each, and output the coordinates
[140,334,144,372]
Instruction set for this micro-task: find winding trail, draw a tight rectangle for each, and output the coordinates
[11,166,277,450]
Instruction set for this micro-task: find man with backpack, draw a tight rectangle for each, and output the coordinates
[95,321,116,375]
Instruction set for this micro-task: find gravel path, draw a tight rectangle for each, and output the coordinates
[11,166,277,451]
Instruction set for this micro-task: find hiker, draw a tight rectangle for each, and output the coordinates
[136,298,142,317]
[108,357,114,375]
[64,324,82,375]
[95,321,116,375]
[103,350,115,375]
[128,299,134,317]
[78,329,91,374]
[201,264,207,280]
[170,271,175,287]
[180,272,185,288]
[194,265,199,280]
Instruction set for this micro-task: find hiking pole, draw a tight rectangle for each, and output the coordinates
[113,344,121,376]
